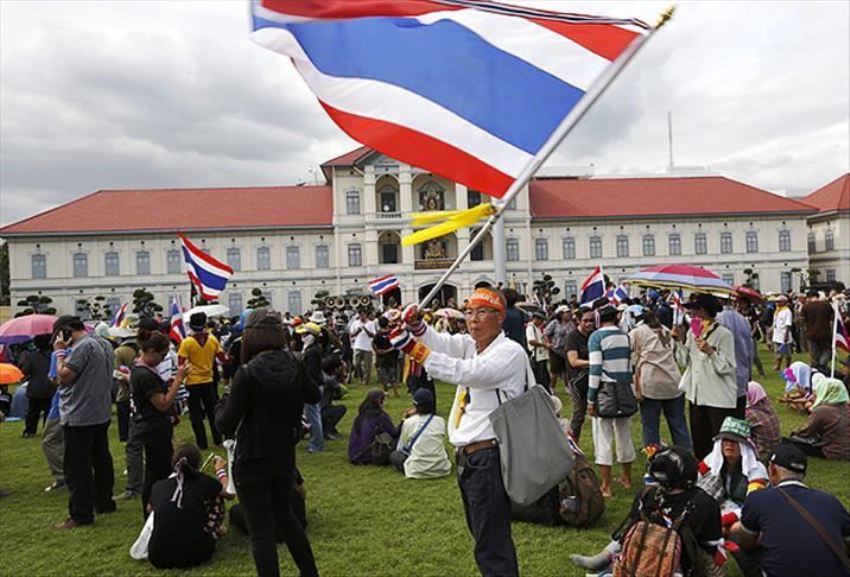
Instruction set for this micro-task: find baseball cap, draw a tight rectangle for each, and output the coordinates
[769,442,807,475]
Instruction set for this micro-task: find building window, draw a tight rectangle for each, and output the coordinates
[381,243,399,264]
[467,189,482,207]
[256,246,271,271]
[778,230,791,252]
[75,299,90,319]
[589,236,602,259]
[379,189,397,212]
[288,291,302,315]
[668,233,681,256]
[562,236,575,260]
[565,281,578,300]
[167,249,181,274]
[262,291,273,306]
[745,231,758,253]
[506,238,520,261]
[136,250,150,275]
[345,190,360,215]
[750,275,760,291]
[722,273,735,286]
[826,269,836,283]
[228,292,243,316]
[780,271,792,293]
[825,229,834,251]
[348,243,362,267]
[720,232,733,254]
[227,247,241,271]
[106,297,121,317]
[807,231,816,253]
[104,251,120,277]
[315,245,329,269]
[73,252,88,278]
[642,234,655,257]
[286,246,300,269]
[535,238,549,261]
[616,235,629,258]
[694,232,707,255]
[31,254,47,279]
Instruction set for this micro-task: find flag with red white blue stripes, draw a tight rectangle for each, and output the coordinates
[579,266,605,305]
[178,233,234,301]
[369,274,400,296]
[836,313,850,353]
[250,0,649,198]
[111,302,128,328]
[169,295,187,345]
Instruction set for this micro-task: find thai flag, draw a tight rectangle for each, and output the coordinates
[836,313,850,353]
[250,0,649,198]
[579,266,605,305]
[169,295,186,345]
[111,302,128,328]
[369,274,400,296]
[178,233,234,300]
[607,284,629,305]
[672,288,686,325]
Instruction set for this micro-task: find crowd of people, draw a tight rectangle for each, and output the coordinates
[1,281,849,577]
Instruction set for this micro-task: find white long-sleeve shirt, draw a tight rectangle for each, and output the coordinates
[418,327,528,447]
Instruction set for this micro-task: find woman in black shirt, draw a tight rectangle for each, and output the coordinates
[131,332,190,519]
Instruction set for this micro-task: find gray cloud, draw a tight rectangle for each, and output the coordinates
[1,1,848,226]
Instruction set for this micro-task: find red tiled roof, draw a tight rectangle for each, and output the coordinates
[802,173,850,213]
[321,145,371,167]
[529,176,816,219]
[0,185,333,235]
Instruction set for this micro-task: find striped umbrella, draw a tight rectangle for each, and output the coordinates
[0,314,58,345]
[626,264,734,295]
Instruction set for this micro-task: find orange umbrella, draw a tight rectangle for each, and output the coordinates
[0,363,24,385]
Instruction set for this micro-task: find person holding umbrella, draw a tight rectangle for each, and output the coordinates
[673,294,738,460]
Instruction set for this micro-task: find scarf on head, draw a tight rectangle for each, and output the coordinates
[783,361,812,393]
[746,381,768,408]
[812,377,850,409]
[703,437,762,480]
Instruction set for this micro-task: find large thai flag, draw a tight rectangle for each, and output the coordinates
[111,302,128,328]
[178,233,234,300]
[836,313,850,354]
[169,295,187,345]
[579,266,605,305]
[250,0,649,198]
[369,274,400,296]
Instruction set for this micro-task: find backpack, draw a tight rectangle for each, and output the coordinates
[556,450,605,527]
[370,431,395,466]
[613,493,698,577]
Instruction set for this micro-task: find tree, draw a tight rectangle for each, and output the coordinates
[532,273,560,307]
[74,295,113,321]
[742,268,760,288]
[311,289,330,308]
[15,294,56,317]
[247,287,270,309]
[0,241,9,306]
[132,288,163,318]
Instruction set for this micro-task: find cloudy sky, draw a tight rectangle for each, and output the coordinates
[1,1,848,226]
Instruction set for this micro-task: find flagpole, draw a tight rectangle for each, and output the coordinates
[418,5,676,308]
[831,302,838,378]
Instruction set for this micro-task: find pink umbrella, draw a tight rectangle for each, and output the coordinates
[0,314,58,344]
[626,264,734,294]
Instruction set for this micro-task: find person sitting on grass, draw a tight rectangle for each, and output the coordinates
[320,355,347,440]
[788,377,850,461]
[146,444,229,570]
[348,389,399,465]
[389,388,451,479]
[779,360,817,413]
[570,446,725,577]
[745,381,781,457]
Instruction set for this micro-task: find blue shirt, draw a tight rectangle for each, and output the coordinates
[717,306,753,395]
[740,480,850,577]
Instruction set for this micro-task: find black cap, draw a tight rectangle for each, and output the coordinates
[244,308,283,330]
[648,446,698,490]
[769,442,807,475]
[188,312,208,331]
[53,315,83,332]
[684,293,722,315]
[138,317,160,332]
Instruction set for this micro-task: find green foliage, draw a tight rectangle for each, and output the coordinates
[312,289,331,307]
[73,295,112,321]
[532,273,559,306]
[247,287,270,309]
[132,288,163,318]
[0,347,846,576]
[0,241,9,306]
[14,294,56,317]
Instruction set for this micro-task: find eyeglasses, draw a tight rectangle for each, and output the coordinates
[463,308,500,319]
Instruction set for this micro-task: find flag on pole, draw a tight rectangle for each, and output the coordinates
[607,284,629,305]
[579,266,605,305]
[169,296,186,345]
[178,233,234,301]
[249,0,649,200]
[836,313,849,354]
[672,288,686,325]
[369,274,400,296]
[111,302,128,328]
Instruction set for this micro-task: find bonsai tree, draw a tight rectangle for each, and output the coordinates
[132,288,163,318]
[15,294,57,317]
[247,287,270,309]
[532,273,560,307]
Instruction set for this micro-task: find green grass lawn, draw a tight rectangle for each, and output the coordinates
[1,347,848,576]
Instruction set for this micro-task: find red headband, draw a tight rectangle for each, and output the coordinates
[467,288,506,314]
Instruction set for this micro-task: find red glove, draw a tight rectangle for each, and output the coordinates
[390,327,430,363]
[721,511,739,527]
[402,304,426,336]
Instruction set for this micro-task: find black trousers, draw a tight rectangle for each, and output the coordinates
[141,427,173,520]
[321,404,347,436]
[24,396,52,435]
[63,421,115,524]
[457,446,518,577]
[234,467,318,577]
[116,400,130,442]
[689,403,737,460]
[187,383,221,449]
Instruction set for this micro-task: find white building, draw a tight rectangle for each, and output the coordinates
[0,147,820,317]
[803,173,850,285]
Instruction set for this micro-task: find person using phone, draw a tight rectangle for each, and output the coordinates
[51,315,117,530]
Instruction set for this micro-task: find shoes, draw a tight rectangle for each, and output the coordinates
[96,501,117,514]
[114,490,138,500]
[21,432,35,438]
[53,518,79,530]
[324,433,338,440]
[45,481,67,492]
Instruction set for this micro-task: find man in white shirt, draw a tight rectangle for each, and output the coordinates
[772,295,793,371]
[525,311,551,392]
[391,287,525,577]
[349,308,376,386]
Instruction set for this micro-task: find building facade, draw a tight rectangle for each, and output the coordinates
[803,173,850,285]
[0,147,824,317]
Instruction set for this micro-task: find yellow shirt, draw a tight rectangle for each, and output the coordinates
[177,334,221,386]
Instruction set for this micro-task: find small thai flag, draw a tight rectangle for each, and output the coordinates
[111,302,128,328]
[579,266,605,305]
[169,295,186,345]
[369,274,400,296]
[178,233,233,300]
[836,313,850,353]
[607,284,629,306]
[672,288,686,325]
